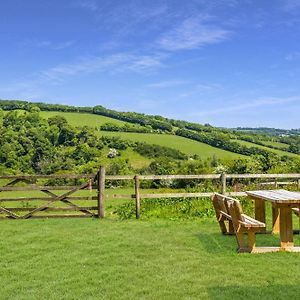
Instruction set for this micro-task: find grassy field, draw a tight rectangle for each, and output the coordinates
[39,110,244,160]
[40,111,127,127]
[1,185,300,299]
[1,217,300,299]
[100,131,244,160]
[39,111,296,161]
[99,146,151,169]
[232,139,298,158]
[262,140,289,150]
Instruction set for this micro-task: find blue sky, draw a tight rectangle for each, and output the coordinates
[1,0,300,128]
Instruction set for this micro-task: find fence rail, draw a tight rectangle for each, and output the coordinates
[1,168,300,219]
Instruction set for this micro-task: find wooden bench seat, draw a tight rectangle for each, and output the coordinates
[212,193,234,235]
[227,198,266,253]
[240,214,265,228]
[212,193,266,253]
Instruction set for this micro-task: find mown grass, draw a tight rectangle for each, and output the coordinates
[262,140,289,150]
[40,111,127,127]
[1,217,300,299]
[233,139,298,158]
[99,131,244,160]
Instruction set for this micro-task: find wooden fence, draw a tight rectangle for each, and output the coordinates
[1,166,300,219]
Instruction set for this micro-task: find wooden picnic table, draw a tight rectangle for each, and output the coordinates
[246,189,300,251]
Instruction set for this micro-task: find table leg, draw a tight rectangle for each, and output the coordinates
[279,206,293,249]
[255,198,266,232]
[272,203,280,234]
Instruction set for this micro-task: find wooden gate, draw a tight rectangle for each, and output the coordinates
[0,167,105,219]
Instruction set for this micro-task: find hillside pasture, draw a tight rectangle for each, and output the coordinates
[232,139,298,158]
[99,131,245,160]
[262,140,290,150]
[37,111,296,161]
[40,111,127,127]
[39,110,245,160]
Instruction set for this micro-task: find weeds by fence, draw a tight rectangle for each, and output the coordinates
[0,166,300,219]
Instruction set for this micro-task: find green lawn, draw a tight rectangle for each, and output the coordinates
[40,111,127,127]
[232,139,298,158]
[1,217,300,299]
[100,131,245,160]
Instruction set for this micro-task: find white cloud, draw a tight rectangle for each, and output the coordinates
[158,17,231,51]
[282,0,300,11]
[178,83,222,98]
[52,41,75,50]
[2,52,166,96]
[146,80,188,88]
[75,0,98,11]
[20,39,74,50]
[191,96,300,117]
[285,51,300,61]
[41,53,164,82]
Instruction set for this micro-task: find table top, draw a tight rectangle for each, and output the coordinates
[246,189,300,203]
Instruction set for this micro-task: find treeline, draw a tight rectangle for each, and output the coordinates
[93,105,173,132]
[0,99,93,113]
[100,122,157,133]
[0,100,237,135]
[235,126,300,136]
[0,100,173,132]
[133,143,188,160]
[176,128,284,158]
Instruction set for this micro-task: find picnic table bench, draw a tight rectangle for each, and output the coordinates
[212,193,265,253]
[212,193,234,235]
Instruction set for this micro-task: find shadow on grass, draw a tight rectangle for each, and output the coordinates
[195,232,236,253]
[195,232,300,254]
[207,284,299,299]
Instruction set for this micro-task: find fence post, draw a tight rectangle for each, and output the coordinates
[134,175,141,219]
[88,178,92,200]
[221,172,227,195]
[97,166,105,218]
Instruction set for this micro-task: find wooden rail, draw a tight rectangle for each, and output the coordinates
[0,172,103,219]
[0,168,300,219]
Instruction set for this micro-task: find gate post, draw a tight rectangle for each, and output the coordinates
[97,166,105,218]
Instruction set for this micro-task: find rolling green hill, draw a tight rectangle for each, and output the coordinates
[1,100,299,176]
[24,110,299,160]
[99,131,244,160]
[39,111,244,160]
